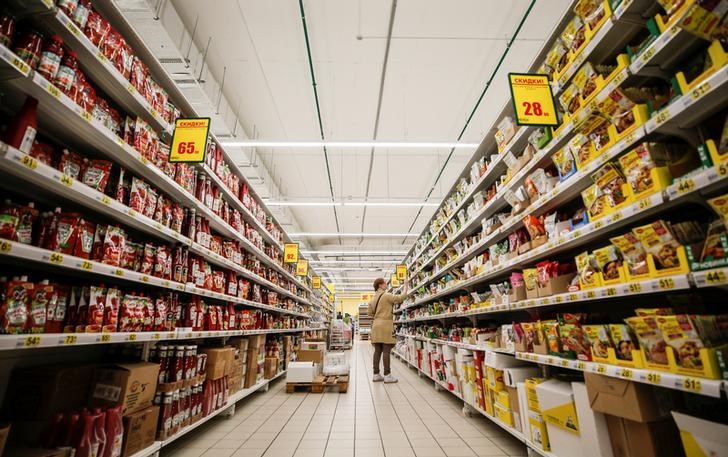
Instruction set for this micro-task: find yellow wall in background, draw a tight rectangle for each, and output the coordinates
[337,297,367,317]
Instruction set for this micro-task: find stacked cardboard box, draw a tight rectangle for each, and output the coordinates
[228,338,250,394]
[200,347,234,381]
[245,335,267,388]
[265,357,279,379]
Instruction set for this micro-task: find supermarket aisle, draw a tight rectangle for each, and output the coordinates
[164,340,526,457]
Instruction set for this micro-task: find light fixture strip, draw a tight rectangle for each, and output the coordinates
[265,201,439,207]
[302,250,409,255]
[219,141,479,149]
[289,233,416,237]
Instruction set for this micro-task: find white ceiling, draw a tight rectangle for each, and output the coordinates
[165,0,571,291]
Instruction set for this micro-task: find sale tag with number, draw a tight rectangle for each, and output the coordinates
[168,118,210,163]
[508,73,559,126]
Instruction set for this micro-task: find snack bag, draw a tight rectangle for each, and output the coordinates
[625,316,668,365]
[632,220,681,269]
[523,268,539,293]
[618,143,660,194]
[656,315,705,369]
[592,162,627,206]
[559,314,591,360]
[583,324,613,359]
[610,232,649,275]
[572,62,599,101]
[574,0,608,30]
[552,147,577,179]
[593,245,622,280]
[608,324,636,361]
[544,321,562,355]
[581,184,609,218]
[600,90,636,134]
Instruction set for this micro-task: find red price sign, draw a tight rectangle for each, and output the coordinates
[169,118,210,163]
[508,73,559,126]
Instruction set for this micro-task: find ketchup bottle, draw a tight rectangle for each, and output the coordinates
[4,96,38,154]
[172,345,185,382]
[75,412,100,457]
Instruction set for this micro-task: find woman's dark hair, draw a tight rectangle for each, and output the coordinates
[373,278,386,291]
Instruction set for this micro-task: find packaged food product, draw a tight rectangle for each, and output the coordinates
[74,218,95,259]
[568,133,593,167]
[561,15,586,52]
[583,324,613,358]
[37,35,64,81]
[618,143,664,194]
[635,308,674,316]
[72,0,92,29]
[102,287,120,333]
[86,285,106,333]
[120,241,138,270]
[102,226,126,267]
[15,203,38,245]
[4,97,38,154]
[578,112,611,150]
[576,251,599,287]
[591,162,627,206]
[54,50,79,94]
[608,324,636,361]
[154,246,170,279]
[592,245,622,280]
[50,212,81,254]
[545,321,561,355]
[523,215,546,239]
[144,186,158,219]
[30,140,55,166]
[14,28,43,69]
[559,315,591,361]
[559,83,582,115]
[656,315,705,369]
[625,316,668,365]
[141,244,156,275]
[84,11,110,46]
[597,87,636,133]
[29,280,53,333]
[632,220,681,269]
[2,277,33,334]
[0,13,16,48]
[581,184,609,218]
[545,39,569,74]
[495,117,517,151]
[58,150,84,179]
[81,159,113,192]
[572,62,598,101]
[574,0,608,30]
[609,232,648,275]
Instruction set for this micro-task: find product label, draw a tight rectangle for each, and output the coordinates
[92,383,121,402]
[542,401,580,435]
[19,126,37,154]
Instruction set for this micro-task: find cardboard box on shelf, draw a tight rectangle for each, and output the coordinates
[535,379,581,457]
[89,362,160,415]
[121,405,160,457]
[605,415,683,457]
[537,273,576,297]
[4,364,94,421]
[297,349,323,364]
[302,341,327,352]
[494,402,514,426]
[486,367,505,391]
[229,337,249,354]
[671,411,728,457]
[584,372,672,422]
[245,361,264,388]
[265,357,279,379]
[572,381,613,457]
[528,410,550,452]
[503,367,541,387]
[247,334,266,349]
[286,362,316,383]
[201,347,234,380]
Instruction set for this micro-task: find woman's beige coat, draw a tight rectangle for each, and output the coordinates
[368,290,406,344]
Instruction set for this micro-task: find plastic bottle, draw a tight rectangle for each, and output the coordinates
[75,412,100,457]
[3,96,38,154]
[172,345,185,382]
[158,345,169,384]
[93,409,107,457]
[103,406,123,457]
[37,35,64,81]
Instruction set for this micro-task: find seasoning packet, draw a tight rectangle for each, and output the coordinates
[545,321,562,355]
[656,315,705,369]
[618,143,663,194]
[625,316,668,365]
[608,324,637,361]
[561,15,586,53]
[632,220,682,269]
[593,245,622,280]
[572,62,598,101]
[597,87,636,133]
[552,147,577,179]
[583,324,613,359]
[592,162,627,206]
[559,83,582,115]
[568,133,593,167]
[582,184,609,218]
[576,251,600,287]
[574,0,608,30]
[610,232,649,275]
[545,39,569,74]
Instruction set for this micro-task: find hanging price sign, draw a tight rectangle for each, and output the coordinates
[284,243,299,263]
[296,259,308,276]
[312,276,321,289]
[327,283,335,295]
[396,264,407,280]
[168,118,210,163]
[391,274,401,287]
[361,293,374,302]
[508,73,559,126]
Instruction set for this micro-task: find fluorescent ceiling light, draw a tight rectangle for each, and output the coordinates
[266,201,438,207]
[220,141,479,149]
[310,260,395,264]
[302,250,409,255]
[290,233,416,237]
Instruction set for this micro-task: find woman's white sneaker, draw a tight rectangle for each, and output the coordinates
[383,374,398,383]
[372,373,384,382]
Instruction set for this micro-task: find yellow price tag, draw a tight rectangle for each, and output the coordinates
[127,208,136,217]
[112,269,124,277]
[153,333,161,340]
[47,84,61,99]
[59,174,73,187]
[587,291,596,299]
[554,295,563,303]
[561,360,569,367]
[596,365,607,374]
[49,252,63,264]
[100,195,111,205]
[169,118,211,163]
[676,178,695,194]
[100,334,111,343]
[11,56,29,74]
[576,362,586,370]
[594,221,603,229]
[141,275,150,283]
[658,278,675,290]
[81,111,92,122]
[573,230,582,239]
[620,369,633,379]
[611,212,622,222]
[691,82,711,100]
[640,47,656,63]
[65,19,80,35]
[80,261,93,271]
[0,240,12,253]
[96,50,107,63]
[604,287,617,297]
[646,372,661,384]
[127,334,137,341]
[654,109,670,126]
[683,378,701,392]
[63,335,77,345]
[638,198,651,210]
[21,155,38,170]
[508,74,559,126]
[568,293,578,301]
[24,335,41,347]
[628,283,642,293]
[705,270,727,285]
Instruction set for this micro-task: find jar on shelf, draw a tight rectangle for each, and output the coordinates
[37,35,64,81]
[72,0,92,29]
[0,13,16,48]
[57,0,79,18]
[13,28,44,69]
[54,50,79,93]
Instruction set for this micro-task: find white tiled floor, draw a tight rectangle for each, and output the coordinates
[163,340,528,457]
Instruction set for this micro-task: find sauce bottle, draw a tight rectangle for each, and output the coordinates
[14,28,43,69]
[72,0,92,29]
[172,345,185,382]
[37,35,64,81]
[157,345,169,384]
[3,96,38,154]
[0,13,16,48]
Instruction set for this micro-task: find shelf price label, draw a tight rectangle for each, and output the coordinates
[682,378,702,393]
[21,335,41,347]
[646,372,661,384]
[690,81,711,101]
[62,335,77,345]
[675,178,695,194]
[21,155,38,170]
[168,118,210,163]
[59,174,73,187]
[628,282,642,294]
[658,278,675,290]
[49,252,63,264]
[0,240,11,253]
[705,270,727,285]
[508,73,559,126]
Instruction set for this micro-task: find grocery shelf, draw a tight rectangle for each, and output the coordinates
[515,352,724,398]
[127,442,161,457]
[0,42,31,80]
[157,370,287,450]
[692,267,728,288]
[629,20,705,76]
[0,327,325,352]
[35,9,172,134]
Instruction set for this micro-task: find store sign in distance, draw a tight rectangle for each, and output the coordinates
[396,264,407,280]
[296,259,308,276]
[391,274,401,287]
[284,243,299,263]
[312,276,321,289]
[508,73,559,126]
[168,118,210,163]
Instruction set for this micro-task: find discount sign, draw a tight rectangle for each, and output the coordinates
[508,73,558,126]
[169,118,211,163]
